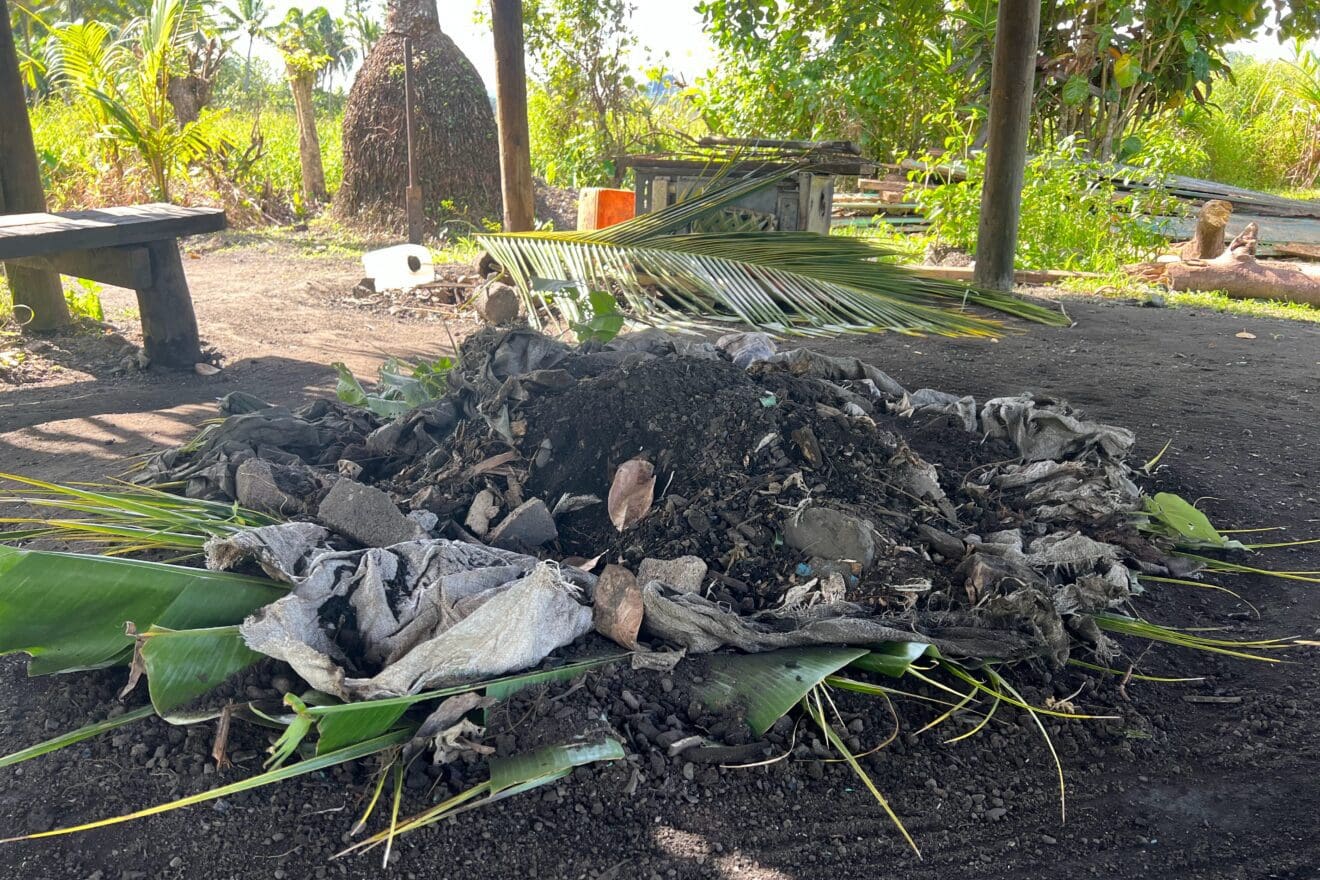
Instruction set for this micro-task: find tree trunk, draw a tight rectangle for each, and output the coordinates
[1179,199,1232,260]
[167,75,210,125]
[490,0,534,232]
[287,68,327,205]
[0,0,70,331]
[973,0,1041,291]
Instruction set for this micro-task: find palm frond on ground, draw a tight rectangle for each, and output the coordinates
[477,170,1068,337]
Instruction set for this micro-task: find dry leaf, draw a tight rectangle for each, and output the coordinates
[1235,331,1256,339]
[608,458,655,531]
[194,362,220,375]
[593,564,643,649]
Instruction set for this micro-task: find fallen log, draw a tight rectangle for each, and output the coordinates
[1163,223,1320,306]
[909,264,1101,285]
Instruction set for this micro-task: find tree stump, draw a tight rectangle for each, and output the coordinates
[1179,199,1233,260]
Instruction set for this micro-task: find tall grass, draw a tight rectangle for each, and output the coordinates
[912,137,1172,274]
[1152,57,1319,191]
[30,100,343,222]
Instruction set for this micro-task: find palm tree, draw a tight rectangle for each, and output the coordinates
[308,9,353,90]
[346,6,378,57]
[217,0,267,96]
[274,5,336,206]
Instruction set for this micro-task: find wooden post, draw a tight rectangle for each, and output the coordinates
[136,240,201,368]
[972,0,1041,291]
[490,0,534,232]
[403,37,424,245]
[0,0,70,330]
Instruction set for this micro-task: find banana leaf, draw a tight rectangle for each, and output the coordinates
[2,730,412,843]
[0,545,285,675]
[477,170,1068,337]
[312,655,625,755]
[696,646,870,735]
[136,625,266,718]
[0,704,155,769]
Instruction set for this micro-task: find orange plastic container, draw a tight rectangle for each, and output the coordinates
[577,187,635,231]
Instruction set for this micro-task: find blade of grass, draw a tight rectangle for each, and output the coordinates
[986,668,1066,823]
[806,686,921,858]
[1,730,411,842]
[0,704,155,769]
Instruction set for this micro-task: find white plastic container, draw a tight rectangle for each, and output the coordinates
[362,244,434,290]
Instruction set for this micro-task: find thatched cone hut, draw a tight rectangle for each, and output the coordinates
[333,0,501,231]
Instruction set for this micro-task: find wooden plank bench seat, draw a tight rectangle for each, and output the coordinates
[0,204,227,367]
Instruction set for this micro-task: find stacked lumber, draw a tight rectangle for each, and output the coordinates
[837,160,1320,257]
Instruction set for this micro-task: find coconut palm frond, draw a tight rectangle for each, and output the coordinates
[479,231,1068,338]
[477,171,1066,337]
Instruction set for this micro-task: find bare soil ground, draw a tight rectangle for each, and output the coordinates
[1,240,1318,879]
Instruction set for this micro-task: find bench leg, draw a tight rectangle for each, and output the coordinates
[135,240,201,369]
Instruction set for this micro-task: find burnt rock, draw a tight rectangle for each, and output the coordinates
[637,556,708,593]
[783,507,878,568]
[487,498,558,550]
[316,478,428,547]
[915,523,967,561]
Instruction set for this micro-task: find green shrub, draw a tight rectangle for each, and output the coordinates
[913,137,1171,273]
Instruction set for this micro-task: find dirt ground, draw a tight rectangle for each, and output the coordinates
[1,241,1318,879]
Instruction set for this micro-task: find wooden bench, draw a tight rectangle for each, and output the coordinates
[0,204,227,367]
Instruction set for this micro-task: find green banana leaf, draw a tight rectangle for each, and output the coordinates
[0,545,285,675]
[2,730,412,843]
[312,655,625,755]
[487,738,626,792]
[136,625,266,718]
[0,704,155,770]
[848,641,932,677]
[696,646,870,735]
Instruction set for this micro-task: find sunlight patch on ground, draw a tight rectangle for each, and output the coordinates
[653,826,795,879]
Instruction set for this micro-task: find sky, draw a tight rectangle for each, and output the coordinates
[255,1,1300,89]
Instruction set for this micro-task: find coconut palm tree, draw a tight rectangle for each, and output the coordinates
[273,5,338,206]
[217,0,267,96]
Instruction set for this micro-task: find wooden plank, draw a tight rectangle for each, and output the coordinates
[1147,212,1320,249]
[0,204,226,260]
[697,136,862,155]
[620,157,875,176]
[1275,242,1320,260]
[857,179,908,194]
[805,173,832,234]
[651,176,671,210]
[9,244,153,289]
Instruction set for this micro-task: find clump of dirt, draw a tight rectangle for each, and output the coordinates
[513,355,964,607]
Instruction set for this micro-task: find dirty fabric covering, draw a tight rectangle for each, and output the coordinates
[135,394,379,501]
[639,583,1043,660]
[207,524,593,700]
